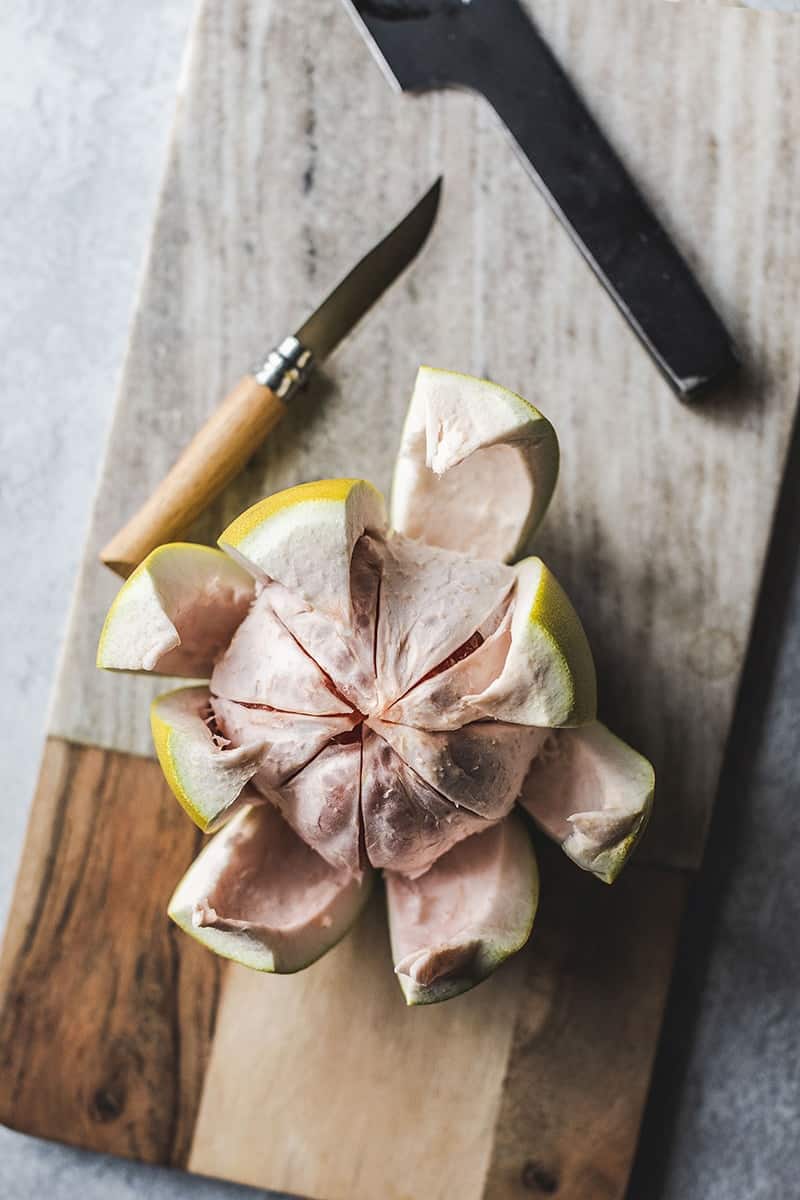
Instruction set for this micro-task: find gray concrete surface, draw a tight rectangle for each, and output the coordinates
[0,2,797,1198]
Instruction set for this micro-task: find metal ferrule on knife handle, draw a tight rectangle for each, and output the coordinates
[254,336,315,400]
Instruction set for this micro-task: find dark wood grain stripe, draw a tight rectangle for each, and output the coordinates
[0,738,221,1166]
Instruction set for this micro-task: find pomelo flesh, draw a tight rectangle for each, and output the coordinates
[360,726,492,879]
[384,604,513,729]
[209,586,349,715]
[273,738,364,880]
[370,717,547,820]
[375,532,515,708]
[265,534,382,715]
[209,697,357,797]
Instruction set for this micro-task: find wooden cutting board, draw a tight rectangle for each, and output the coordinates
[2,2,799,1197]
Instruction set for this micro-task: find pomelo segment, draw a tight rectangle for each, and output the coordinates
[370,718,545,820]
[151,686,268,833]
[386,813,538,1005]
[168,802,373,973]
[472,557,597,728]
[209,696,357,797]
[519,722,654,883]
[361,727,491,878]
[97,543,253,677]
[375,533,514,709]
[385,606,512,730]
[266,535,382,715]
[391,367,559,562]
[218,479,387,622]
[273,739,364,879]
[210,587,349,715]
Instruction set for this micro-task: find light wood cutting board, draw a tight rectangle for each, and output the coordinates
[2,2,799,1197]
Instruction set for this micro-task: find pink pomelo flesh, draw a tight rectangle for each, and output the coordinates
[204,531,540,884]
[210,587,348,715]
[274,738,364,879]
[100,374,656,999]
[360,726,490,878]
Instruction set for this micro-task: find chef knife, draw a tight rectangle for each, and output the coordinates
[343,0,739,400]
[100,178,442,578]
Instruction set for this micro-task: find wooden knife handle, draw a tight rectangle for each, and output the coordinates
[100,376,287,578]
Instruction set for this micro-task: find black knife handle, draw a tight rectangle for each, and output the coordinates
[468,4,738,398]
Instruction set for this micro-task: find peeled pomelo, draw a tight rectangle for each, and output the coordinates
[97,543,253,677]
[99,368,653,997]
[386,812,539,1005]
[519,722,654,883]
[168,801,373,973]
[391,367,559,562]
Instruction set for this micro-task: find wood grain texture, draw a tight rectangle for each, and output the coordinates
[0,740,220,1165]
[483,851,686,1200]
[100,375,287,577]
[48,0,800,871]
[185,846,684,1200]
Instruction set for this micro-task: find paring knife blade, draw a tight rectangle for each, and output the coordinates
[343,0,739,400]
[100,178,442,578]
[297,176,441,362]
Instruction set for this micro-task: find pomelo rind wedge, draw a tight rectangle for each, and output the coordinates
[97,542,253,677]
[168,802,373,973]
[151,685,267,833]
[391,366,559,562]
[386,812,539,1006]
[472,557,597,728]
[219,478,387,621]
[519,722,654,884]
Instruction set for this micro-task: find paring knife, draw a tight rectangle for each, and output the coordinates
[100,178,442,578]
[343,0,739,400]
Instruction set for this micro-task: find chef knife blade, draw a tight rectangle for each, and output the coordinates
[100,178,442,578]
[343,0,739,400]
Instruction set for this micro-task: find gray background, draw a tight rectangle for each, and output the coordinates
[0,2,797,1198]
